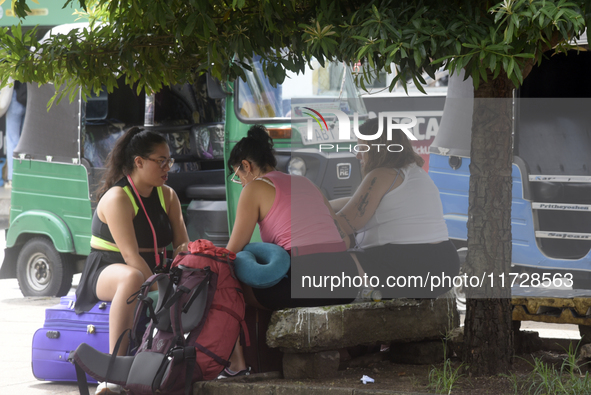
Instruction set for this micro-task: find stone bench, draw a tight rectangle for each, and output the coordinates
[266,297,459,379]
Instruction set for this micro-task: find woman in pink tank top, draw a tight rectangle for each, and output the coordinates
[218,125,360,379]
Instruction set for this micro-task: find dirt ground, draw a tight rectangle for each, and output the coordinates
[263,349,582,394]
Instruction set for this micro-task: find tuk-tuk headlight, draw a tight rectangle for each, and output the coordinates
[288,157,306,176]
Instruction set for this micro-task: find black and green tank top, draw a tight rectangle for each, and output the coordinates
[90,177,173,250]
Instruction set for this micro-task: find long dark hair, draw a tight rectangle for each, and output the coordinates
[97,126,167,199]
[227,124,277,174]
[358,117,424,175]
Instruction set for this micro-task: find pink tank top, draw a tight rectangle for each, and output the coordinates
[258,172,346,256]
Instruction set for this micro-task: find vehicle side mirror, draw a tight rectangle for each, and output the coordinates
[206,74,229,99]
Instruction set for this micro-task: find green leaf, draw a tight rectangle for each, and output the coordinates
[494,10,505,24]
[461,54,472,68]
[412,74,426,94]
[507,56,515,78]
[11,24,22,41]
[357,45,370,58]
[368,54,375,69]
[184,13,198,36]
[472,72,480,90]
[513,53,535,58]
[419,43,426,58]
[505,22,514,43]
[383,23,401,39]
[372,4,380,19]
[385,43,399,52]
[431,54,455,65]
[388,74,399,92]
[555,9,565,21]
[540,7,554,19]
[413,49,422,66]
[489,53,497,70]
[511,14,519,29]
[320,41,327,56]
[493,64,502,79]
[204,14,217,34]
[513,62,523,85]
[449,21,463,31]
[479,64,488,83]
[487,44,506,51]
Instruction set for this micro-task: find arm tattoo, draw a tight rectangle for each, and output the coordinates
[341,213,356,232]
[356,177,377,217]
[357,194,370,216]
[334,219,347,239]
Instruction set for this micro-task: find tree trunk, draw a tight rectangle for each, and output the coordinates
[462,71,514,375]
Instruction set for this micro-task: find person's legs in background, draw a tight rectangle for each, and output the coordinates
[6,89,25,185]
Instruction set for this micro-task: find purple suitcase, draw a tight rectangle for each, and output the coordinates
[32,295,110,383]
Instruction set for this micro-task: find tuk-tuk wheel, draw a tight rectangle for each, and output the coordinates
[16,237,73,297]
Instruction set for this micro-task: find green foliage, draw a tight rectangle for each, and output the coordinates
[300,0,586,92]
[0,0,318,101]
[427,340,465,394]
[0,0,588,101]
[428,358,465,394]
[503,343,591,395]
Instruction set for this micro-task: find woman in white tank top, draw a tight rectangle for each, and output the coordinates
[332,118,460,299]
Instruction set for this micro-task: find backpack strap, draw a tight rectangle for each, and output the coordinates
[183,347,197,395]
[152,346,198,395]
[182,269,212,314]
[194,342,230,368]
[129,273,171,335]
[73,359,90,395]
[210,304,251,347]
[106,329,132,382]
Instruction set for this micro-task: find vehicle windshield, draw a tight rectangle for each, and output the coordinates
[237,58,368,120]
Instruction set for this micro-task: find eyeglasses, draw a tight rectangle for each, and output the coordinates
[145,157,175,169]
[230,167,242,184]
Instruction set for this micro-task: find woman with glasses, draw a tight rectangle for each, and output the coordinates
[219,125,359,378]
[75,126,189,395]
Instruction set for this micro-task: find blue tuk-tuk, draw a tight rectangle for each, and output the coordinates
[429,49,591,289]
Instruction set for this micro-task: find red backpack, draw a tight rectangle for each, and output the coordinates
[71,240,249,395]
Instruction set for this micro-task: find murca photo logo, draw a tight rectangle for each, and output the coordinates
[300,109,417,153]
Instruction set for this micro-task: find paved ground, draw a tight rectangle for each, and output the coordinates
[0,209,96,395]
[0,275,93,395]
